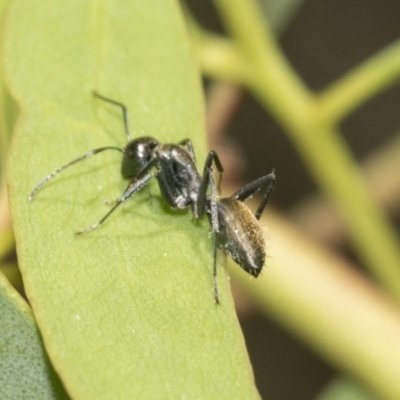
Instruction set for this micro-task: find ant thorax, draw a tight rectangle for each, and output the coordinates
[155,144,202,214]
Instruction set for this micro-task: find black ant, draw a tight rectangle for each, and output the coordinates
[29,91,276,304]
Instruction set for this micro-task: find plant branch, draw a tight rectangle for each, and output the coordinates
[212,0,314,132]
[317,39,400,124]
[186,16,251,85]
[291,133,400,246]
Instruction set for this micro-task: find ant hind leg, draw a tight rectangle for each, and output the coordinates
[196,150,224,219]
[232,170,276,220]
[196,158,221,304]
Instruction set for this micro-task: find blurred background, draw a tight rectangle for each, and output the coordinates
[186,0,400,398]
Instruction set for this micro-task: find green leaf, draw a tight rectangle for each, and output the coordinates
[5,1,259,399]
[0,272,69,399]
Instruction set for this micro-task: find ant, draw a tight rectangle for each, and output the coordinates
[29,91,276,304]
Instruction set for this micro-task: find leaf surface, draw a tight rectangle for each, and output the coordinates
[0,272,68,399]
[5,1,259,398]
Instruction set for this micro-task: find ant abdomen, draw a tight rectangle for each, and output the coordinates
[216,198,265,278]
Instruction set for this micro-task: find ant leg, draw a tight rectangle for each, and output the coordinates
[210,151,224,193]
[213,230,220,304]
[76,171,157,235]
[195,152,221,303]
[103,158,158,206]
[232,170,276,220]
[102,187,153,206]
[93,91,132,141]
[209,171,220,304]
[196,150,224,218]
[179,139,196,163]
[29,147,123,201]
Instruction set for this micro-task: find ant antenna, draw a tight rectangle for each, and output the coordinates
[29,146,123,200]
[93,91,133,141]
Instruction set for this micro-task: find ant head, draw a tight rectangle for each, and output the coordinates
[121,136,159,179]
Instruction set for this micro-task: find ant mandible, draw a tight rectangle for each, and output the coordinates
[29,91,276,304]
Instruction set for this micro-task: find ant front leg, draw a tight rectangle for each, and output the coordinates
[29,146,124,201]
[103,158,158,207]
[76,170,157,235]
[196,151,224,304]
[232,170,276,220]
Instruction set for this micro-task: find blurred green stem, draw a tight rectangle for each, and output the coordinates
[194,0,400,301]
[317,40,400,124]
[185,10,251,84]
